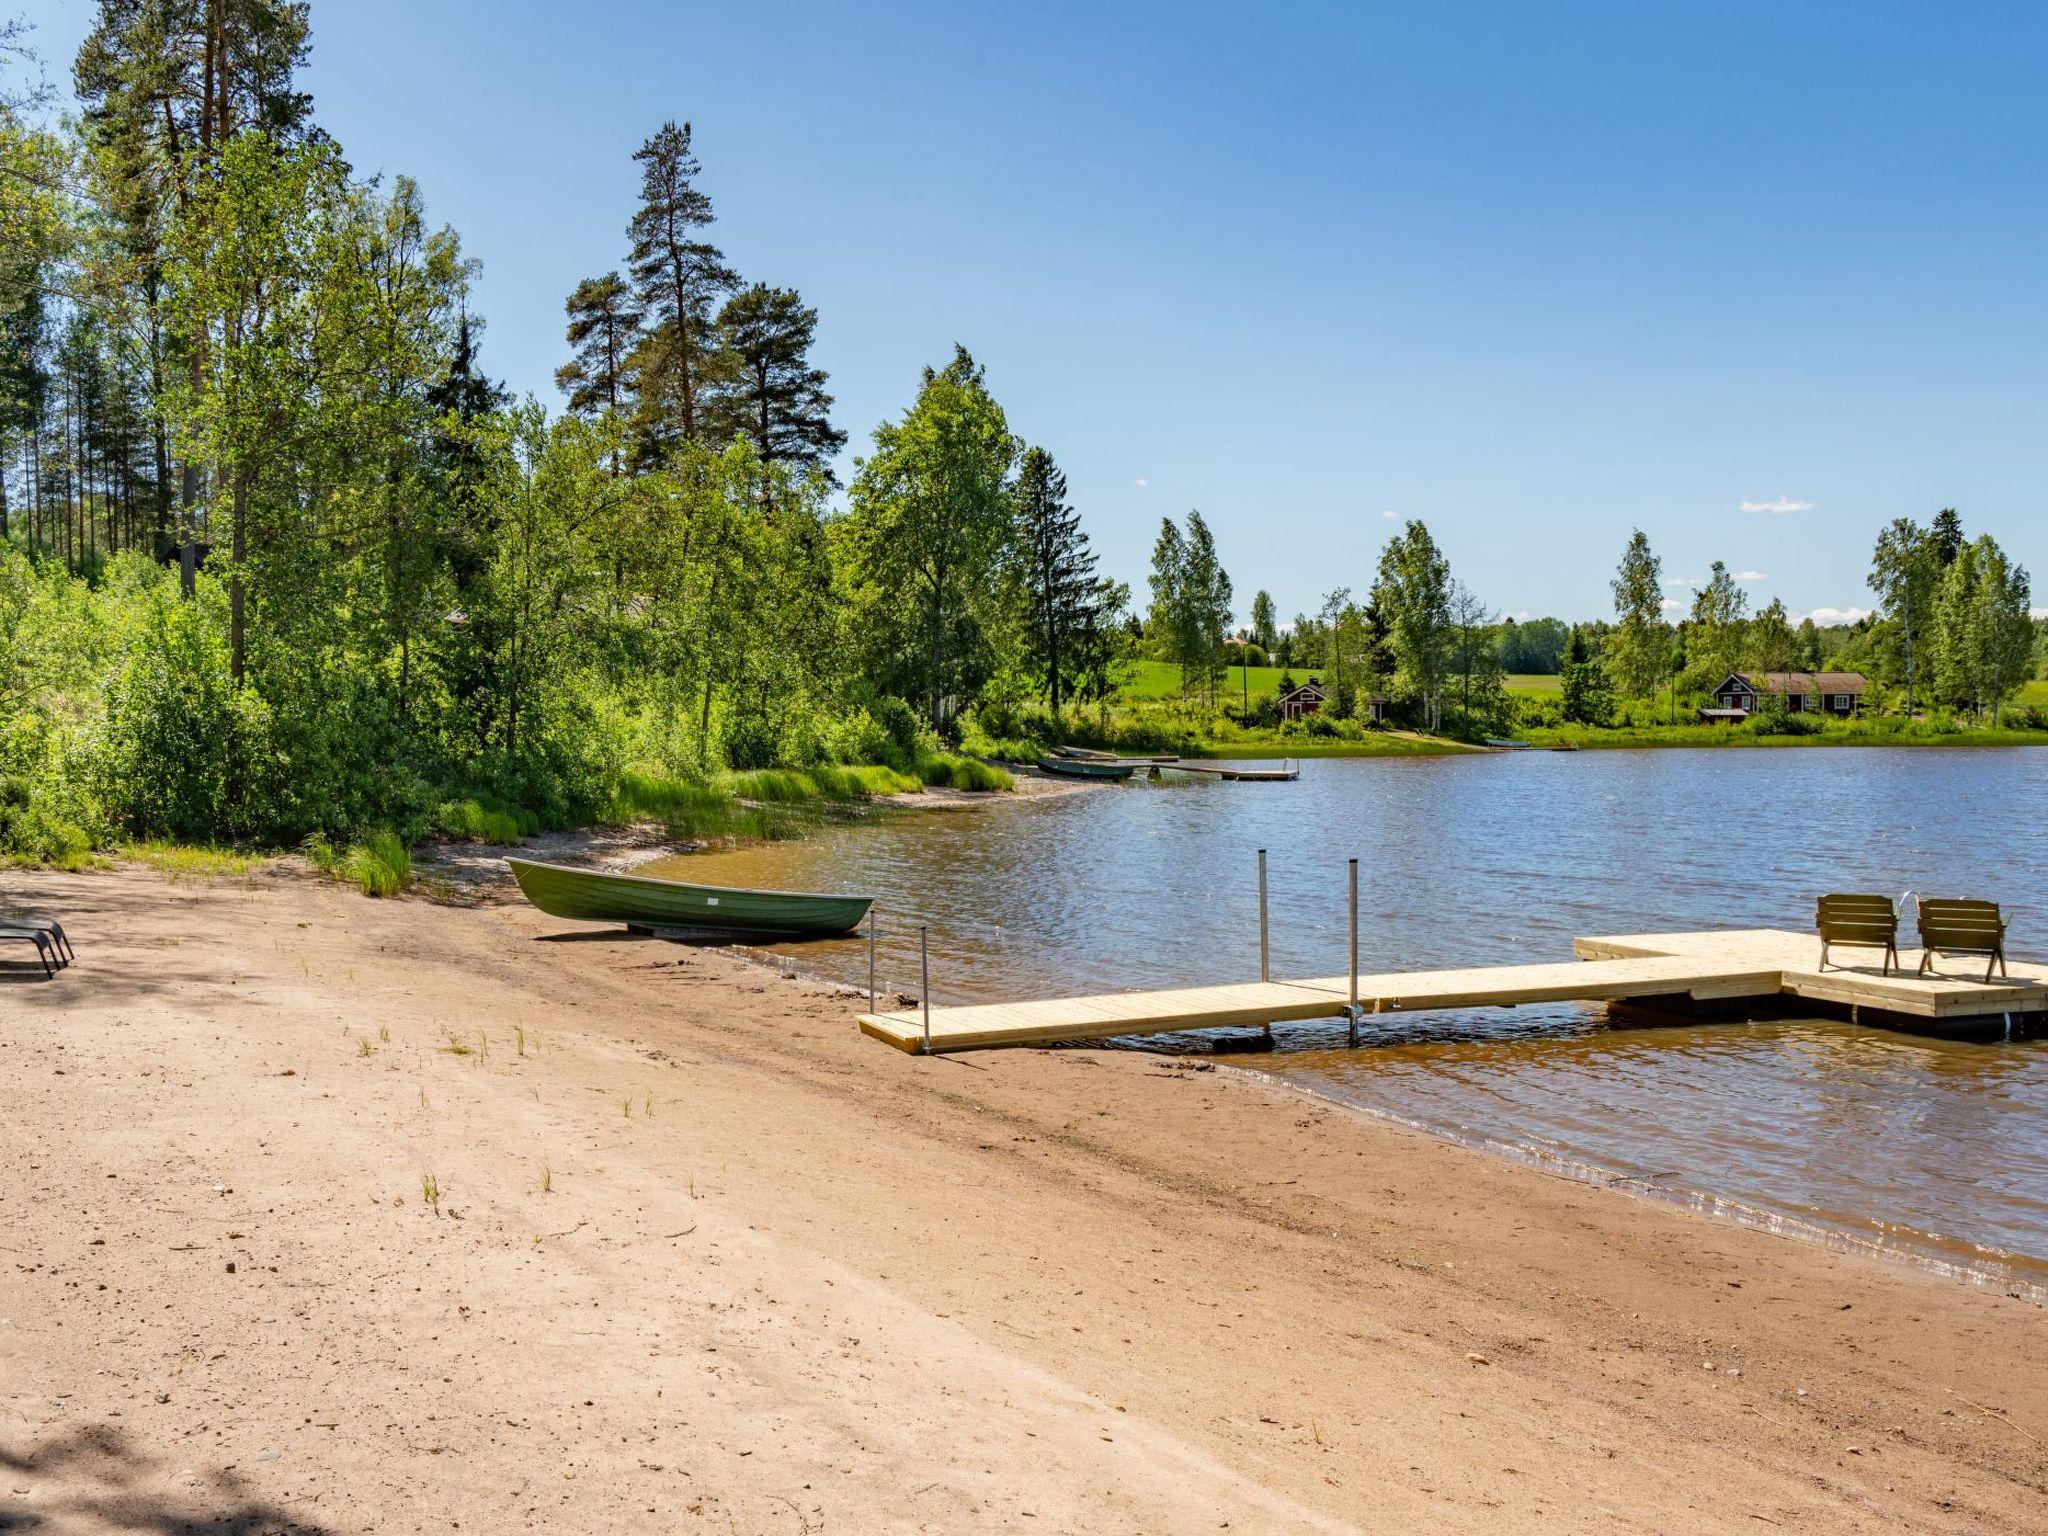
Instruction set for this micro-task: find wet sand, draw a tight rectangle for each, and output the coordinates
[2,859,2043,1533]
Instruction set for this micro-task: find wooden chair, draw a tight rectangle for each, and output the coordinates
[1816,893,1899,975]
[1916,899,2009,983]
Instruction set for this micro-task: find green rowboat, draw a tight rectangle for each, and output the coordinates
[506,857,873,937]
[1037,756,1137,781]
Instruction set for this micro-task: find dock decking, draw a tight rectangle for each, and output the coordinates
[857,927,2048,1053]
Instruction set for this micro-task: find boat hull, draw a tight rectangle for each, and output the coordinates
[1037,757,1136,781]
[506,858,872,936]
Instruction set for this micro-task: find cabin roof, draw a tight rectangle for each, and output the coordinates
[1724,670,1867,695]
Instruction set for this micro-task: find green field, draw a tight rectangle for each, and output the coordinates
[1122,661,1560,701]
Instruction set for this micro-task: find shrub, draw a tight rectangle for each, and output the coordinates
[86,592,285,842]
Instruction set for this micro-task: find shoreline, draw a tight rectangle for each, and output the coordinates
[3,860,2044,1531]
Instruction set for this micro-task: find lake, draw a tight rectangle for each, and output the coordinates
[643,747,2048,1292]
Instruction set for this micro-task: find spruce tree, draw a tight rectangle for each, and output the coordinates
[625,121,736,466]
[1930,507,1964,567]
[709,283,846,485]
[1013,445,1099,718]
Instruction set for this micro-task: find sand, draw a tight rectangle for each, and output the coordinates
[2,858,2043,1533]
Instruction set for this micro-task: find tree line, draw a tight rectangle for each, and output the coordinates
[1590,509,2037,725]
[0,1,1127,855]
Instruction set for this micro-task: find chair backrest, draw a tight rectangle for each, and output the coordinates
[1918,898,2005,954]
[1816,893,1897,945]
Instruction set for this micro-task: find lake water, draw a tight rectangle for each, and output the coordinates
[642,748,2048,1292]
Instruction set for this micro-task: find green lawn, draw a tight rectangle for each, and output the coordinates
[2019,678,2048,708]
[1123,660,1561,701]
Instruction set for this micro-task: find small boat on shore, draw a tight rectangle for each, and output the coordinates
[1037,756,1138,781]
[506,857,873,937]
[1053,745,1175,763]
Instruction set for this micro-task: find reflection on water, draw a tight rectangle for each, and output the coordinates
[640,748,2048,1283]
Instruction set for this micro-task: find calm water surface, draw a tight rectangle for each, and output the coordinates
[643,749,2048,1288]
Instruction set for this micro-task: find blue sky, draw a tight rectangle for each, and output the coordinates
[18,0,2047,625]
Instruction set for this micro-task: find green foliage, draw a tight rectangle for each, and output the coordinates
[86,576,284,841]
[435,798,540,845]
[1559,627,1616,726]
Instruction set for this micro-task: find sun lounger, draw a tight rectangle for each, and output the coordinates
[0,920,60,979]
[2,914,72,964]
[1815,893,1899,975]
[1916,898,2008,983]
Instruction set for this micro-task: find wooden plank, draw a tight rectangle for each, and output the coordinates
[861,929,2045,1053]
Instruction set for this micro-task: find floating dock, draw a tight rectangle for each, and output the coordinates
[857,928,2047,1053]
[1160,760,1299,781]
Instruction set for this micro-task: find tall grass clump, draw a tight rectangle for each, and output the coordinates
[914,752,1013,792]
[305,829,411,896]
[610,768,727,824]
[808,763,920,798]
[724,767,819,803]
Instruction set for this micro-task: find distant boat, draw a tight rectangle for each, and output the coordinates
[506,857,873,937]
[1037,756,1138,781]
[1548,742,1581,752]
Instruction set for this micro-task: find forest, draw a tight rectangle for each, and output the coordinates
[2,4,2042,871]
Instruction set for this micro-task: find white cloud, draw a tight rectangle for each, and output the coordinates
[2033,607,2048,622]
[1734,570,1767,582]
[1134,477,1148,488]
[1666,576,1701,589]
[1380,509,1400,520]
[1658,598,1686,615]
[1797,605,1871,627]
[1503,610,1532,622]
[1740,496,1813,515]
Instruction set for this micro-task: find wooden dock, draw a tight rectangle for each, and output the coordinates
[858,927,2048,1053]
[1161,760,1299,781]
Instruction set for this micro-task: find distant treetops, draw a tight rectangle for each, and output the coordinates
[557,121,847,483]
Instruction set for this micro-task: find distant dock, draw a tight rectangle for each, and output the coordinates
[858,928,2047,1053]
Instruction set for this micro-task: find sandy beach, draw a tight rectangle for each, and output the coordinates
[2,858,2044,1534]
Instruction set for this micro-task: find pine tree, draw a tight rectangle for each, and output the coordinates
[625,121,736,466]
[75,0,318,579]
[554,272,641,427]
[709,283,845,485]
